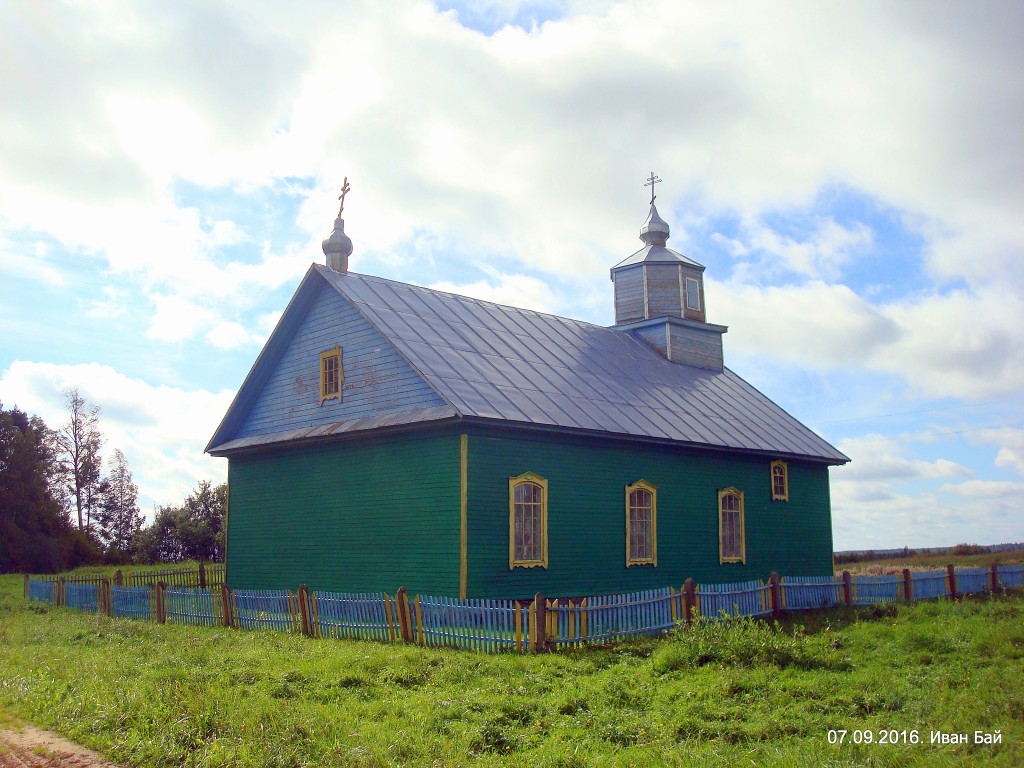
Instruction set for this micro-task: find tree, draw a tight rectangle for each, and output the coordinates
[0,401,100,573]
[131,480,227,564]
[94,449,143,559]
[55,388,104,534]
[182,480,228,562]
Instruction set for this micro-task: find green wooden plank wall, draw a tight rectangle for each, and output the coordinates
[465,429,834,599]
[227,430,461,595]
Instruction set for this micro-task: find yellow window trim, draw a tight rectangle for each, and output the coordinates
[771,460,789,501]
[718,487,746,564]
[508,471,548,569]
[625,479,657,567]
[319,345,343,405]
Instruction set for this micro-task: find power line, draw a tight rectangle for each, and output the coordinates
[840,421,1024,445]
[821,396,1024,425]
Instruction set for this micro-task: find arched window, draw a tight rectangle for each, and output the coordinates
[509,472,548,568]
[771,460,789,501]
[625,480,657,566]
[718,488,745,563]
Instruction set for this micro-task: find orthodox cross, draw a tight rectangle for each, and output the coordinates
[644,172,661,205]
[337,177,351,216]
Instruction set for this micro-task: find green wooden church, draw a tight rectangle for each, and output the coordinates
[207,187,848,599]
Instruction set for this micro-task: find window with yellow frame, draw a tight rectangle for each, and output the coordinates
[509,472,548,568]
[718,487,745,563]
[770,460,789,501]
[625,480,657,566]
[320,345,343,404]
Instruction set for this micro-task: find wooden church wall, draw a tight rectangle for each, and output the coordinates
[464,428,834,599]
[226,429,462,595]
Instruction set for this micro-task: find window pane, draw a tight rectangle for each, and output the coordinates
[514,481,543,562]
[628,488,653,561]
[685,277,701,310]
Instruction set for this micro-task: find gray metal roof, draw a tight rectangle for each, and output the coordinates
[313,265,848,463]
[611,244,705,270]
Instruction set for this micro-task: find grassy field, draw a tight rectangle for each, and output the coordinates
[1,573,1022,766]
[839,549,1024,575]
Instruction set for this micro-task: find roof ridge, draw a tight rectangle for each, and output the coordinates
[319,265,608,332]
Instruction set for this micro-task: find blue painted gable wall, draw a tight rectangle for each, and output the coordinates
[236,282,446,439]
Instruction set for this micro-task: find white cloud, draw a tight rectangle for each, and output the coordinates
[205,321,266,350]
[0,360,231,516]
[429,268,559,314]
[971,427,1024,476]
[832,442,973,482]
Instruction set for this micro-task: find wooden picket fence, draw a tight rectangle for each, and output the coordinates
[24,562,1024,654]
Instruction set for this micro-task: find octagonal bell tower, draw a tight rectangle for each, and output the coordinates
[610,179,726,370]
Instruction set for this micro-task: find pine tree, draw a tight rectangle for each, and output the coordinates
[95,449,143,557]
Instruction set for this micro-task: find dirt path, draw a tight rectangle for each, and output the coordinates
[0,723,121,768]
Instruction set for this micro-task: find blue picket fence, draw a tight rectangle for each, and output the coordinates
[911,570,950,600]
[65,582,99,612]
[312,591,396,643]
[416,595,528,652]
[28,579,55,604]
[23,561,1024,653]
[698,579,771,618]
[781,576,843,610]
[165,587,221,626]
[233,589,298,633]
[112,585,152,620]
[852,573,904,604]
[956,566,990,595]
[1001,564,1024,589]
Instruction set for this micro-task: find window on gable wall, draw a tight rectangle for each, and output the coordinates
[718,488,745,563]
[771,460,789,501]
[320,345,343,404]
[626,480,657,566]
[509,472,548,568]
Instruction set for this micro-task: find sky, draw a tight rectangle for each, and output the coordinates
[0,0,1022,551]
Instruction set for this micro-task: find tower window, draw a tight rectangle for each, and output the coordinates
[685,277,701,311]
[320,345,343,404]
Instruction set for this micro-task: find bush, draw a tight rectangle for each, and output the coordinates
[652,615,850,673]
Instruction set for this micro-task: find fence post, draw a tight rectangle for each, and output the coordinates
[220,584,233,628]
[991,562,1000,593]
[842,571,853,606]
[156,582,166,624]
[199,560,207,589]
[531,593,546,652]
[296,584,312,636]
[769,572,782,619]
[395,587,413,643]
[946,564,958,600]
[114,569,123,587]
[57,577,66,608]
[101,579,111,616]
[23,574,29,600]
[682,578,696,623]
[902,568,913,602]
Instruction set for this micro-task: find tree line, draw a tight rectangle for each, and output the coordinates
[0,389,225,573]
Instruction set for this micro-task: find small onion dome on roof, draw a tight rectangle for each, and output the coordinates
[639,203,670,247]
[323,217,353,274]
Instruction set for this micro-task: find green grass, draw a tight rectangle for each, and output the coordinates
[1,574,1022,766]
